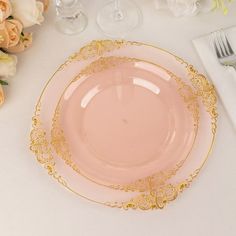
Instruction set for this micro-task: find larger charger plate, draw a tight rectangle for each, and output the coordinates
[30,40,217,210]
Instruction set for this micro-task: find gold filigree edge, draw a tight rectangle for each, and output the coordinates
[30,103,67,187]
[30,104,112,207]
[59,40,128,71]
[30,40,218,210]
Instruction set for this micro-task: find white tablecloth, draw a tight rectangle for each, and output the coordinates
[1,1,236,235]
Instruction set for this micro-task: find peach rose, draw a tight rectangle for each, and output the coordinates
[0,19,23,49]
[6,32,33,53]
[0,0,12,22]
[0,84,4,106]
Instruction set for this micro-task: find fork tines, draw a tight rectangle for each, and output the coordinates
[213,31,234,59]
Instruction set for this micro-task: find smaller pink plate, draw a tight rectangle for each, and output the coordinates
[54,57,197,186]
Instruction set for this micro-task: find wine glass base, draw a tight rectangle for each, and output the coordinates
[56,12,88,35]
[97,0,142,38]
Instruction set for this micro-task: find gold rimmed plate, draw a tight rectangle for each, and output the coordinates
[30,40,217,210]
[51,56,199,191]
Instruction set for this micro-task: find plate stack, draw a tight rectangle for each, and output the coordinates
[30,40,218,210]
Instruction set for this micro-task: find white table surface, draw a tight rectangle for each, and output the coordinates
[1,1,236,235]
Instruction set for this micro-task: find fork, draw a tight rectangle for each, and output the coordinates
[212,31,236,71]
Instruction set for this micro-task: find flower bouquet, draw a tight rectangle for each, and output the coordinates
[0,0,49,106]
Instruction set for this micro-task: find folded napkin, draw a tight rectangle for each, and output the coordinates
[193,26,236,130]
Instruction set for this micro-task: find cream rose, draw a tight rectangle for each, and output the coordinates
[0,19,23,49]
[0,0,12,22]
[11,0,44,28]
[6,32,33,53]
[0,50,17,78]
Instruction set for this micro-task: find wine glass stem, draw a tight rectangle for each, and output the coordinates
[114,0,124,21]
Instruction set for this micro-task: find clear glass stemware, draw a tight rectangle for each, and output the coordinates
[97,0,142,38]
[55,0,88,35]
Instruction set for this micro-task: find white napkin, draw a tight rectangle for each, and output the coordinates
[193,26,236,130]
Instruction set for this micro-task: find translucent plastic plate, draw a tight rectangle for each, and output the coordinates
[30,40,217,210]
[52,57,198,188]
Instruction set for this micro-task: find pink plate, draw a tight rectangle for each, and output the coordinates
[55,57,197,186]
[30,40,217,210]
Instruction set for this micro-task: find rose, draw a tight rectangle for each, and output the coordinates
[6,32,33,53]
[167,0,200,17]
[154,0,200,16]
[0,50,17,78]
[0,84,4,106]
[154,0,214,16]
[0,0,12,22]
[0,19,23,49]
[11,0,44,28]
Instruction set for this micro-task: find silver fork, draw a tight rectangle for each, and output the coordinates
[212,31,236,70]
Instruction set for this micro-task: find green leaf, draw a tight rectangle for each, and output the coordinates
[0,80,8,86]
